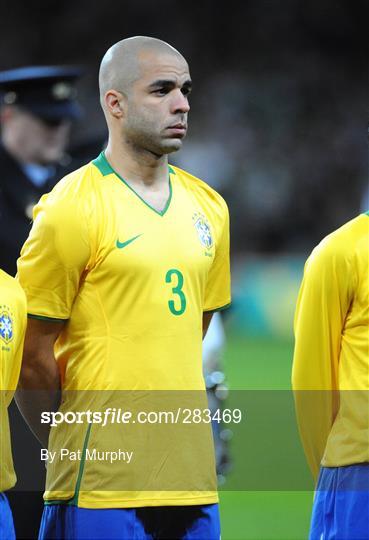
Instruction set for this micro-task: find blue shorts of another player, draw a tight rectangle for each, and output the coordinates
[0,492,16,540]
[38,503,220,540]
[310,464,369,540]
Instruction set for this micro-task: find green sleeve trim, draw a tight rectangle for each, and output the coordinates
[203,302,231,313]
[365,211,369,216]
[28,314,68,322]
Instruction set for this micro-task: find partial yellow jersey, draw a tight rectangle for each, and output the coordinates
[17,152,231,508]
[292,213,369,479]
[0,269,27,491]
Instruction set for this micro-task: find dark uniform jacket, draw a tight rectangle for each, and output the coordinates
[0,137,105,276]
[0,144,74,276]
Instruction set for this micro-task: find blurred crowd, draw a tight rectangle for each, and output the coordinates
[1,0,367,258]
[174,61,367,253]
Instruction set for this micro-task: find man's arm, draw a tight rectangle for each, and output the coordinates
[15,318,65,447]
[203,311,214,339]
[292,240,353,480]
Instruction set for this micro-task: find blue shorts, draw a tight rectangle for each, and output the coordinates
[0,493,16,540]
[310,464,369,540]
[38,503,220,540]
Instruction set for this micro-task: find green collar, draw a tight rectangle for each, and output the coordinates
[92,151,175,217]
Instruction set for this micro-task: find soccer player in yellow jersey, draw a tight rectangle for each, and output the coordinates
[16,36,230,539]
[292,212,369,540]
[0,270,27,539]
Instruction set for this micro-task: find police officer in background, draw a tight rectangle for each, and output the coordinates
[0,66,83,276]
[0,65,83,539]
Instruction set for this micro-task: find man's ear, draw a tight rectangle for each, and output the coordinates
[104,90,126,119]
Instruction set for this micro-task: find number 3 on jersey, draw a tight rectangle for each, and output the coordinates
[165,269,187,315]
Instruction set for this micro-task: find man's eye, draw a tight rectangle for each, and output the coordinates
[181,88,191,97]
[154,88,168,95]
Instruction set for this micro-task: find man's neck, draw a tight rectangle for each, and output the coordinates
[104,139,169,188]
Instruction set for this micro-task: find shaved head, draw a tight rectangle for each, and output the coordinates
[99,36,191,157]
[99,36,185,106]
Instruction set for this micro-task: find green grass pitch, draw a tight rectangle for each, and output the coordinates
[219,336,313,540]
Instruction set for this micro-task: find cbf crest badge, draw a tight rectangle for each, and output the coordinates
[193,212,213,250]
[0,307,13,344]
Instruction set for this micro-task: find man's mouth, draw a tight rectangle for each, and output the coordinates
[166,123,187,136]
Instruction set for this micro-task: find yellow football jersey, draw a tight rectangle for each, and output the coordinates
[292,213,369,479]
[17,152,231,508]
[0,269,27,492]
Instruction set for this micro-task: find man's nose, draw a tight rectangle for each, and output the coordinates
[171,90,190,114]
